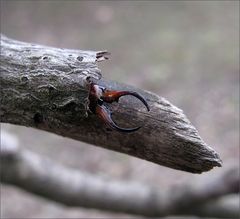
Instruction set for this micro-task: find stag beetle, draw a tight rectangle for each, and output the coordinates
[88,80,150,133]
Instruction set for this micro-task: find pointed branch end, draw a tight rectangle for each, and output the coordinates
[199,149,223,173]
[210,151,223,168]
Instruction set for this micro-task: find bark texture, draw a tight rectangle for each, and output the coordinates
[0,35,222,173]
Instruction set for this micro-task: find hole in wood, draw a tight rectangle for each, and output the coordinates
[77,56,83,62]
[33,113,43,124]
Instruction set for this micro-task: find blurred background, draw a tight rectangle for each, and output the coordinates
[1,1,239,218]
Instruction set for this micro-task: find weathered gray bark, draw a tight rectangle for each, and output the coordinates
[1,139,238,218]
[0,35,222,173]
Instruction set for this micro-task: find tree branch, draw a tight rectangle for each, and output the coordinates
[0,35,222,173]
[1,139,238,218]
[188,195,240,218]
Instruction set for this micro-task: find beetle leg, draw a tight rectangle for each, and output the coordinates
[95,103,141,133]
[101,90,150,111]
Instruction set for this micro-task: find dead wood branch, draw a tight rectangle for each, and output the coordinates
[0,140,238,218]
[0,35,222,173]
